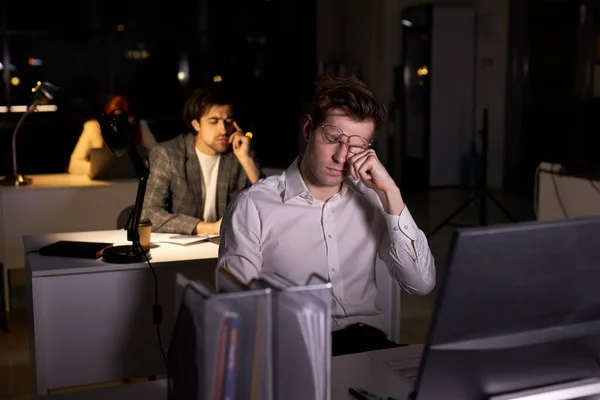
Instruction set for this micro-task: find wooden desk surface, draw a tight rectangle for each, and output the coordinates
[0,173,136,190]
[24,230,219,277]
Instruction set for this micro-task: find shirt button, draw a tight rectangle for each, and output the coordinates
[331,268,336,272]
[394,227,399,231]
[404,225,409,229]
[328,234,333,238]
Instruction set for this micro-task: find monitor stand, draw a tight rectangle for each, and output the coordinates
[489,378,600,400]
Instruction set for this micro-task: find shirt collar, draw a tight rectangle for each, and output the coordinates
[283,157,312,203]
[283,156,353,203]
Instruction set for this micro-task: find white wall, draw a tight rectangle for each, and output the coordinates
[317,0,509,189]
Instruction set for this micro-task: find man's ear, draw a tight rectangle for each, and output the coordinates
[191,119,201,132]
[302,114,313,142]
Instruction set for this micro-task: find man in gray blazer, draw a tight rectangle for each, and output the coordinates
[142,85,261,234]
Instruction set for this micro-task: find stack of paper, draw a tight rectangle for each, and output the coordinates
[151,233,220,246]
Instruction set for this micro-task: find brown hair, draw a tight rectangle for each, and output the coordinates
[309,76,387,132]
[183,84,235,133]
[104,94,133,116]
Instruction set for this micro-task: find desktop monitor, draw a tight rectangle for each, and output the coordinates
[89,147,149,180]
[414,216,600,400]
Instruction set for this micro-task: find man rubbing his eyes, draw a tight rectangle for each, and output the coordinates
[142,84,261,235]
[217,76,436,356]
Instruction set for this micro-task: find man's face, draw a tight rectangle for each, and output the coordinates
[302,110,375,188]
[192,104,236,154]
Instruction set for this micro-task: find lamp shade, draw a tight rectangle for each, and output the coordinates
[97,110,136,157]
[30,81,59,110]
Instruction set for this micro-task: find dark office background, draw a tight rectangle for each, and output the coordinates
[2,0,600,196]
[0,0,316,176]
[504,0,600,195]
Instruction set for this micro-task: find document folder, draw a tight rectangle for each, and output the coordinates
[250,272,333,400]
[168,273,273,400]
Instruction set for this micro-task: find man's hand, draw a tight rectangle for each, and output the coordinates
[348,149,395,192]
[230,121,252,161]
[213,217,223,234]
[194,217,222,235]
[228,121,260,184]
[348,149,405,215]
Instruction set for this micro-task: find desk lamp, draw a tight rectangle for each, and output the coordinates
[97,109,152,263]
[0,81,60,187]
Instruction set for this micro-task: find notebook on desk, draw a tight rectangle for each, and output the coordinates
[38,241,114,259]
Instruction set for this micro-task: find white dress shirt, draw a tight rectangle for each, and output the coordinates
[217,157,436,332]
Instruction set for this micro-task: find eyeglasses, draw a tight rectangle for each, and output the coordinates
[321,125,372,155]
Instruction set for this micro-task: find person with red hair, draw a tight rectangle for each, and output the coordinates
[68,95,157,175]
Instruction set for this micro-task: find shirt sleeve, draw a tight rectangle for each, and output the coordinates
[216,190,263,289]
[378,206,436,295]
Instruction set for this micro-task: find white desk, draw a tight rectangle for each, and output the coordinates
[45,345,422,400]
[536,162,600,221]
[24,230,219,396]
[0,174,138,318]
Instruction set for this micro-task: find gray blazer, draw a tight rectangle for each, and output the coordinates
[142,133,254,234]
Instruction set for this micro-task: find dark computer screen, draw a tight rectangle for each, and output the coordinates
[415,216,600,399]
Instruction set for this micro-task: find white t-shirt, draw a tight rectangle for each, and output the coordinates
[195,149,221,222]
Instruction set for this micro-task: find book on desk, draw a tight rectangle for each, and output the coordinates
[37,241,114,259]
[168,270,333,400]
